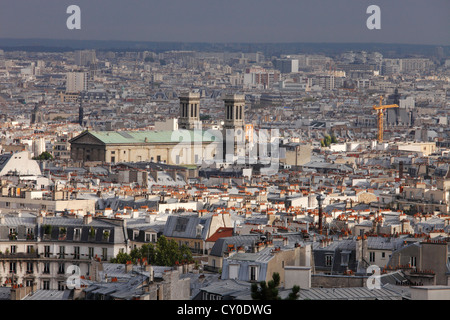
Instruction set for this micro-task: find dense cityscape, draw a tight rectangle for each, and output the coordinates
[0,43,449,302]
[0,1,449,306]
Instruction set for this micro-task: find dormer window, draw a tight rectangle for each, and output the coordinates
[74,228,82,240]
[89,227,96,239]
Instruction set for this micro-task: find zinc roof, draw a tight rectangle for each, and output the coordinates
[88,130,216,145]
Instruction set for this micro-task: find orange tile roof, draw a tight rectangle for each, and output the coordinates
[205,227,234,242]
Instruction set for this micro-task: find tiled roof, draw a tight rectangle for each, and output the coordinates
[205,227,234,242]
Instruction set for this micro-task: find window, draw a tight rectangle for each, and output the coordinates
[27,262,33,273]
[44,245,51,258]
[88,247,94,259]
[27,245,34,254]
[9,262,16,274]
[59,246,65,259]
[410,256,417,267]
[43,262,50,274]
[382,252,386,258]
[174,217,189,232]
[133,230,139,240]
[74,228,81,240]
[325,255,333,266]
[249,266,259,281]
[58,263,65,274]
[341,251,350,267]
[229,265,239,280]
[369,252,376,263]
[10,245,16,254]
[102,248,108,261]
[145,233,151,242]
[26,280,33,287]
[58,281,65,291]
[74,246,80,260]
[43,280,50,290]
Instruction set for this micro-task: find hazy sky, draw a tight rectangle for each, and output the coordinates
[0,0,449,45]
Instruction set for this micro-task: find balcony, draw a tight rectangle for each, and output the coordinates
[0,252,40,260]
[8,233,18,241]
[58,234,67,241]
[43,234,52,241]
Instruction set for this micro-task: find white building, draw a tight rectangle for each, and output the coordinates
[0,151,41,176]
[66,72,88,93]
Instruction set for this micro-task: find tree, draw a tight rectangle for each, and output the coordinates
[110,235,192,266]
[155,235,191,266]
[33,151,53,161]
[251,272,301,300]
[331,134,338,144]
[286,285,300,300]
[324,135,332,147]
[251,272,281,300]
[110,251,132,264]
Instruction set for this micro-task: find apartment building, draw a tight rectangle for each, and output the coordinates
[0,214,128,291]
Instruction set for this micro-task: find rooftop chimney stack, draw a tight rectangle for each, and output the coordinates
[316,193,325,235]
[83,214,93,225]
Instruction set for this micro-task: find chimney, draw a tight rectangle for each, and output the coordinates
[36,215,43,225]
[83,214,93,225]
[125,261,133,273]
[320,239,326,248]
[233,220,240,236]
[10,284,30,300]
[145,213,153,223]
[316,194,325,235]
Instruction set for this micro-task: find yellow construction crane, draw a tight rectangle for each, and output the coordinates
[373,96,399,143]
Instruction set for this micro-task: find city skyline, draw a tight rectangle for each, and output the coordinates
[0,0,449,45]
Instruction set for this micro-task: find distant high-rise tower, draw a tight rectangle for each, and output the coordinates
[435,46,444,62]
[74,49,96,67]
[66,72,88,93]
[178,92,201,130]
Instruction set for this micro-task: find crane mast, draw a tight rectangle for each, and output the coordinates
[373,96,399,143]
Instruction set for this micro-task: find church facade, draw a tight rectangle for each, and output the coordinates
[69,92,246,165]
